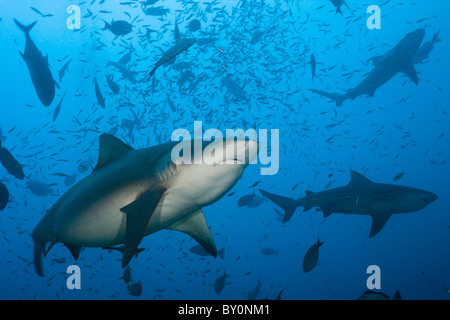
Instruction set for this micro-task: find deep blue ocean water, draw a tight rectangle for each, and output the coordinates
[0,0,449,300]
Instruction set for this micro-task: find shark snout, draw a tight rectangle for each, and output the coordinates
[422,191,438,204]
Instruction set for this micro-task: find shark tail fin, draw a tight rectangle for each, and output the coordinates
[259,189,299,223]
[14,19,37,37]
[336,7,343,15]
[309,89,345,106]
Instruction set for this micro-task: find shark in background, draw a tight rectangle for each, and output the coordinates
[146,20,196,80]
[32,134,258,276]
[310,29,428,106]
[14,19,56,107]
[260,170,437,237]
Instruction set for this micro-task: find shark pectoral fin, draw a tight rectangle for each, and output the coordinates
[93,134,134,172]
[168,209,217,258]
[120,187,166,268]
[369,214,392,238]
[403,63,419,85]
[321,208,332,218]
[33,241,46,277]
[64,244,82,260]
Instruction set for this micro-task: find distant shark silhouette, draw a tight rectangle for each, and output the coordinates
[260,170,437,237]
[32,134,257,276]
[14,19,55,106]
[146,20,196,80]
[310,29,426,106]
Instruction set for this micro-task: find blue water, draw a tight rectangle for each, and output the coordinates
[0,0,449,300]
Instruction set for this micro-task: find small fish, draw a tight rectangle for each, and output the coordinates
[260,248,279,256]
[30,7,54,18]
[52,93,65,122]
[94,77,105,108]
[302,237,324,273]
[127,281,142,297]
[310,54,316,80]
[214,271,229,294]
[393,172,405,181]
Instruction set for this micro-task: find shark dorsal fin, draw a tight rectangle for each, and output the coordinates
[93,134,133,172]
[349,170,373,185]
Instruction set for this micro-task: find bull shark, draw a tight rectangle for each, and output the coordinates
[259,170,437,237]
[14,19,55,107]
[32,134,258,276]
[146,20,196,80]
[310,29,425,106]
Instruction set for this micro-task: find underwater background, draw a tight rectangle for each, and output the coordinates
[0,0,449,300]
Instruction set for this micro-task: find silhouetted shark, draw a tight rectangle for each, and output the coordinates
[260,170,437,237]
[310,29,426,106]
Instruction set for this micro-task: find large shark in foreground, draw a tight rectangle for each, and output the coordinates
[14,19,55,107]
[32,134,258,276]
[260,170,437,237]
[310,29,426,106]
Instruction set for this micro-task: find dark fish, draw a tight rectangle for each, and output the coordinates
[0,147,25,180]
[188,19,201,32]
[102,20,132,37]
[14,19,55,106]
[26,180,53,196]
[214,271,229,294]
[221,74,248,101]
[127,281,142,297]
[144,6,169,16]
[310,54,316,80]
[238,194,264,208]
[58,58,72,82]
[106,75,120,95]
[302,237,324,273]
[330,0,348,14]
[166,94,176,112]
[0,181,9,211]
[393,172,405,181]
[30,7,54,18]
[78,159,93,174]
[94,77,105,108]
[52,93,65,122]
[260,247,278,256]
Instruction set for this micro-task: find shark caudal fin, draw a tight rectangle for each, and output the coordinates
[309,89,346,106]
[259,189,299,223]
[14,19,38,37]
